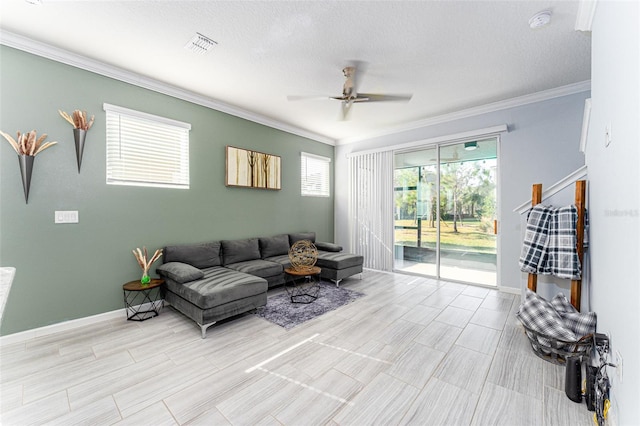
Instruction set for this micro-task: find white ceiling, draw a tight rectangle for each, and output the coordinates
[0,1,591,145]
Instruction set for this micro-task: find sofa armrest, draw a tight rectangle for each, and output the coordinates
[315,241,343,253]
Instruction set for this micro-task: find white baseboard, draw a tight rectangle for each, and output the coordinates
[0,301,168,346]
[498,286,521,295]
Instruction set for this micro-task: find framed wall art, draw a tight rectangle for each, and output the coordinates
[225,146,281,190]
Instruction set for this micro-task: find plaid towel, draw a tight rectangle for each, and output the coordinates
[519,204,584,280]
[519,204,552,275]
[545,205,581,279]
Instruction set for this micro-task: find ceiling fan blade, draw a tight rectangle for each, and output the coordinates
[356,93,413,102]
[287,95,330,101]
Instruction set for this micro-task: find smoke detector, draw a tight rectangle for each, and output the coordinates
[529,10,552,29]
[184,33,217,54]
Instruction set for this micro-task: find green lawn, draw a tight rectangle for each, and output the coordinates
[395,219,496,253]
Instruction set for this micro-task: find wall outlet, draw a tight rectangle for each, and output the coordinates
[614,350,623,383]
[54,210,79,224]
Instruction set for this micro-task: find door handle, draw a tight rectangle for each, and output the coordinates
[494,220,498,235]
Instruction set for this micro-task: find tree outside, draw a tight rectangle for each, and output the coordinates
[394,158,496,254]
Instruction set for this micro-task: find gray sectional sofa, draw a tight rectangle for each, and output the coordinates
[157,232,363,338]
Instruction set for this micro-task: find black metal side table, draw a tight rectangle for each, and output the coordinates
[284,266,321,304]
[122,278,164,321]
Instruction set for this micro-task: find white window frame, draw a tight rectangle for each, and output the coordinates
[301,152,331,197]
[104,103,191,189]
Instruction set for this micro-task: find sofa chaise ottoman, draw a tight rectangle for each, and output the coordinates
[158,242,268,338]
[285,233,364,287]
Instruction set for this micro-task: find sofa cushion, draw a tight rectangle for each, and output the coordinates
[225,259,283,278]
[163,242,222,268]
[315,241,343,253]
[164,266,267,309]
[289,232,316,245]
[259,234,290,259]
[157,262,204,284]
[264,254,292,269]
[316,252,364,270]
[221,238,261,265]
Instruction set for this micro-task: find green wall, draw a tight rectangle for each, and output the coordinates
[0,46,335,335]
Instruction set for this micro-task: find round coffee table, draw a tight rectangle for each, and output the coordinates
[284,266,321,304]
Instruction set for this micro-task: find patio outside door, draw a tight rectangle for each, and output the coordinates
[393,138,498,286]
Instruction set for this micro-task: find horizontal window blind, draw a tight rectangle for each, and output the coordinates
[301,152,331,197]
[104,103,190,189]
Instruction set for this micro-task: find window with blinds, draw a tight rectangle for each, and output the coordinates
[301,152,331,197]
[104,103,191,189]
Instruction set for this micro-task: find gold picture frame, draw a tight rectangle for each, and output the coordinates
[225,146,281,190]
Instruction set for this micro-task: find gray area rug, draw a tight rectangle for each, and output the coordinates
[255,281,364,329]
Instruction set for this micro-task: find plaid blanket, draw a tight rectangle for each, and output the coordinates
[519,204,583,280]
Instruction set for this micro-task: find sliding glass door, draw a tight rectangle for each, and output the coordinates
[394,148,439,275]
[394,138,498,286]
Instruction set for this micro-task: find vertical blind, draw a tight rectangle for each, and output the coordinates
[348,150,394,271]
[301,152,331,197]
[104,103,191,189]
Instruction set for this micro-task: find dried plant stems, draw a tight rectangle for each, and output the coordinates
[0,130,57,156]
[59,109,94,131]
[132,247,163,274]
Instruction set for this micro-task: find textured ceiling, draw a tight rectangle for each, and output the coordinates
[0,1,591,144]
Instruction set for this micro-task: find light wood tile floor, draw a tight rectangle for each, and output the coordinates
[0,271,593,425]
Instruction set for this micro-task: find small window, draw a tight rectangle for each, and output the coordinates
[301,152,331,197]
[104,103,191,189]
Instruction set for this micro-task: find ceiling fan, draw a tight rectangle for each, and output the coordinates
[288,63,413,120]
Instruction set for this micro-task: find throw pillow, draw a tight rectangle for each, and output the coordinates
[314,241,343,252]
[221,238,261,265]
[157,262,204,284]
[259,234,290,259]
[516,289,577,342]
[289,232,316,245]
[163,242,222,268]
[550,292,577,314]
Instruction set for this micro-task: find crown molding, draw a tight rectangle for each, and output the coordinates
[0,30,336,146]
[575,0,597,32]
[337,80,591,146]
[0,30,590,149]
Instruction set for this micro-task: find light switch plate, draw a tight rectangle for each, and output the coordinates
[55,211,79,224]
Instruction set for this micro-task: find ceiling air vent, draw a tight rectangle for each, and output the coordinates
[184,33,217,54]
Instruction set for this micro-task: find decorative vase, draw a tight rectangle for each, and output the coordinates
[141,270,151,286]
[18,154,35,204]
[73,128,87,173]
